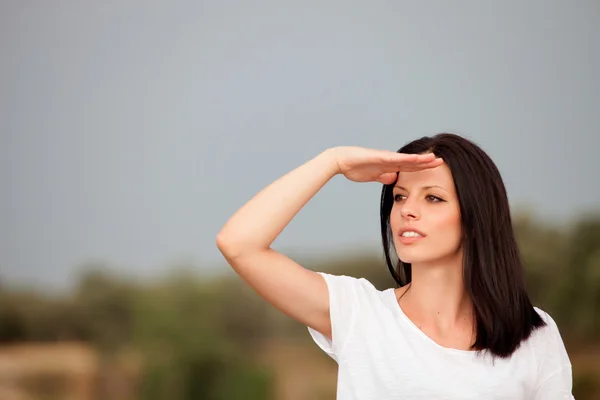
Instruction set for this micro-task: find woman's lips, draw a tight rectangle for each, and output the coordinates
[398,235,424,245]
[398,228,426,245]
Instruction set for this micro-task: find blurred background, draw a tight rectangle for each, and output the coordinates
[1,1,599,399]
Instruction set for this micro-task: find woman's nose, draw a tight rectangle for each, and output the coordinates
[400,202,420,220]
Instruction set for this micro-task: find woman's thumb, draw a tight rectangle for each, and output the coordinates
[378,172,397,185]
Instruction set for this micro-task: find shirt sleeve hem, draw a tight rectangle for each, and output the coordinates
[533,364,573,393]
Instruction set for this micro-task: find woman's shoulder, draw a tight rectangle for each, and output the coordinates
[532,306,560,332]
[316,272,389,293]
[315,272,392,305]
[526,307,573,392]
[526,307,570,357]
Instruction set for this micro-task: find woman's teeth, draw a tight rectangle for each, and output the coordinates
[402,231,422,237]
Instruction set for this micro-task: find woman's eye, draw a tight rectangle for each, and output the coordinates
[394,194,444,202]
[427,195,443,202]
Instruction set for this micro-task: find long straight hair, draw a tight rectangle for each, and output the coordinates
[380,133,545,358]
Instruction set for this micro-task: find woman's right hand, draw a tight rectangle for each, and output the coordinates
[330,146,444,185]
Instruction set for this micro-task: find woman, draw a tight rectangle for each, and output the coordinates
[216,133,573,399]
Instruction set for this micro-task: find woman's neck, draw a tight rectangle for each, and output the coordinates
[399,256,473,331]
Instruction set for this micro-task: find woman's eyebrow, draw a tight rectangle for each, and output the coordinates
[394,185,448,192]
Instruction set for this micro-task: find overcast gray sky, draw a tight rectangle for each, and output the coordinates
[1,1,599,291]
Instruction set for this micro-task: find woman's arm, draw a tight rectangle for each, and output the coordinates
[216,148,340,338]
[216,147,440,339]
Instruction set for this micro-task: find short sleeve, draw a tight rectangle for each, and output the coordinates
[531,308,574,399]
[307,272,361,362]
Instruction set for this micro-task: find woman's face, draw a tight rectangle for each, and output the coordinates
[389,160,463,265]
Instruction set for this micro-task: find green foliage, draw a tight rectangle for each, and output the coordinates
[513,214,600,342]
[127,269,273,399]
[73,267,137,351]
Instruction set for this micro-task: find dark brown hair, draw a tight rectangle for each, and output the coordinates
[380,133,545,358]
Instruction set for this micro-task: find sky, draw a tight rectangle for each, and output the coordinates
[1,1,599,291]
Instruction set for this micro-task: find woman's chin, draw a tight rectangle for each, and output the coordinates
[396,249,421,264]
[397,252,431,265]
[398,255,417,264]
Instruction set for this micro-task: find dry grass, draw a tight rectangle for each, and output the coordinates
[0,342,98,400]
[256,339,337,400]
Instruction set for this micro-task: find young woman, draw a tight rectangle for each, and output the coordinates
[216,133,573,399]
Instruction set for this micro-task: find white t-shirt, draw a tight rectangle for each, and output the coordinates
[308,272,574,400]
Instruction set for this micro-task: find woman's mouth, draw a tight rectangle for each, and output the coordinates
[398,229,425,245]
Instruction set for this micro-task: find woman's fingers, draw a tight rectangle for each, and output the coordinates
[378,172,398,185]
[388,154,443,171]
[385,152,440,165]
[384,152,434,163]
[377,151,443,175]
[416,158,444,169]
[409,155,440,165]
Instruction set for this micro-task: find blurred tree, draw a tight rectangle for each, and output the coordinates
[563,216,600,341]
[133,268,274,400]
[73,266,137,352]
